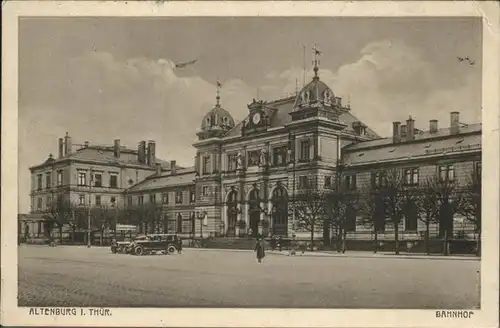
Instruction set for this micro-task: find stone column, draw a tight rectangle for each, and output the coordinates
[222,204,227,235]
[243,202,249,235]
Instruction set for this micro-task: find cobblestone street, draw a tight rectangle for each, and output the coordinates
[18,246,480,308]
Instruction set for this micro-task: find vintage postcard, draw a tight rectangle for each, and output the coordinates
[2,1,499,327]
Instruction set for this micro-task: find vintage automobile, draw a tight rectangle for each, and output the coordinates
[111,235,148,254]
[131,234,181,256]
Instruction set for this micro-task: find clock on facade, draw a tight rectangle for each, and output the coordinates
[252,113,261,124]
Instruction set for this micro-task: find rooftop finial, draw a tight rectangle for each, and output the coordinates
[216,78,222,106]
[312,44,321,79]
[295,78,299,95]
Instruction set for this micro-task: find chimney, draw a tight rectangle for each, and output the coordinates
[170,160,177,175]
[429,119,438,133]
[114,139,121,158]
[147,140,156,167]
[156,163,162,176]
[64,132,72,155]
[400,125,407,138]
[450,111,460,135]
[406,116,415,141]
[138,141,146,164]
[58,138,64,158]
[84,141,89,148]
[392,121,401,143]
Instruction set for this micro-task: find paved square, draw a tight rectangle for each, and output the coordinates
[18,246,479,309]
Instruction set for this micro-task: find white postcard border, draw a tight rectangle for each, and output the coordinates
[2,1,499,327]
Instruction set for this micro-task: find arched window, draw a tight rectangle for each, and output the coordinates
[271,186,288,236]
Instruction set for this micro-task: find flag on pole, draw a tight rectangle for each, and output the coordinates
[313,47,321,56]
[216,80,222,88]
[174,59,198,69]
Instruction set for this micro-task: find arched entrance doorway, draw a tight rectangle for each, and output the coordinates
[271,186,288,236]
[226,190,238,237]
[248,189,260,237]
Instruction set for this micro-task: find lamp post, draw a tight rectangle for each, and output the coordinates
[197,211,206,238]
[288,132,297,255]
[87,168,94,248]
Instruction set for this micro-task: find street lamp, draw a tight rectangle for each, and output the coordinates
[287,132,297,255]
[197,211,207,238]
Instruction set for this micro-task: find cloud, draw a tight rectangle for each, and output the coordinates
[18,52,254,212]
[260,39,480,136]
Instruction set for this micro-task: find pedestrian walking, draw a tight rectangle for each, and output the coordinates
[277,236,282,252]
[177,237,183,254]
[254,236,266,263]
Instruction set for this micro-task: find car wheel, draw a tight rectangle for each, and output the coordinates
[167,245,176,255]
[111,246,117,254]
[135,246,144,256]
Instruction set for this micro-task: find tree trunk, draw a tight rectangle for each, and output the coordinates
[476,230,481,257]
[100,227,104,245]
[424,222,430,255]
[342,229,347,254]
[394,221,400,255]
[443,229,449,256]
[373,229,378,254]
[337,227,342,253]
[310,224,314,251]
[59,225,63,244]
[323,220,330,249]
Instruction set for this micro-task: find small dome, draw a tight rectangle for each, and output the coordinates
[293,77,336,108]
[200,104,235,131]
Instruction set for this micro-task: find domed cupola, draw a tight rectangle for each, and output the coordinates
[290,45,349,122]
[197,80,235,140]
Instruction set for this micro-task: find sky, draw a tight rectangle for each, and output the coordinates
[18,17,482,213]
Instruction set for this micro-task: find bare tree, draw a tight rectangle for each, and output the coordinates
[417,180,440,254]
[378,169,407,255]
[359,184,387,253]
[458,172,481,256]
[90,205,115,245]
[327,185,359,253]
[42,194,73,243]
[426,175,463,256]
[294,185,329,249]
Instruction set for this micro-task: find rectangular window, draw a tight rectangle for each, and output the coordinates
[324,176,332,188]
[77,172,87,186]
[94,173,102,187]
[79,195,85,206]
[247,151,259,167]
[299,176,309,188]
[190,190,195,203]
[202,156,210,174]
[37,174,43,191]
[57,171,63,186]
[45,173,51,189]
[37,197,43,210]
[300,140,310,161]
[182,217,192,233]
[344,174,357,190]
[46,196,52,209]
[175,191,183,204]
[138,195,144,205]
[272,146,288,166]
[227,154,237,172]
[371,171,387,188]
[95,195,101,206]
[127,196,133,206]
[162,192,169,204]
[202,186,210,196]
[149,194,156,204]
[109,174,118,188]
[403,168,419,186]
[438,165,455,182]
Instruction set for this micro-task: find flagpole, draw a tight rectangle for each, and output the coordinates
[302,44,306,87]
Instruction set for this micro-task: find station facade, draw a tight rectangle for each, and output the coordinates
[24,64,481,242]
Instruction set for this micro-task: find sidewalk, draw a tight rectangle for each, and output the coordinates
[184,247,479,261]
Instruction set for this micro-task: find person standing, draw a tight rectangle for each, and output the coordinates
[254,236,266,263]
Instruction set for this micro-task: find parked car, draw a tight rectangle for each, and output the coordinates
[111,235,148,254]
[131,234,181,256]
